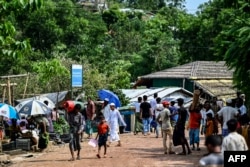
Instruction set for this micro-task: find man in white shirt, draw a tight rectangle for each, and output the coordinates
[102,98,110,122]
[150,93,158,132]
[217,99,238,137]
[221,119,248,153]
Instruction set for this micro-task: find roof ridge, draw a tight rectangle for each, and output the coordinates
[139,61,232,79]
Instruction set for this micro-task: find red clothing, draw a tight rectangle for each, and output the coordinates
[189,111,202,129]
[97,122,109,135]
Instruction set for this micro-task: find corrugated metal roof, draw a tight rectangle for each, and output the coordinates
[139,61,233,79]
[121,87,193,103]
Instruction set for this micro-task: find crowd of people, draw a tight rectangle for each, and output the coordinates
[131,91,250,166]
[2,91,249,166]
[67,97,126,160]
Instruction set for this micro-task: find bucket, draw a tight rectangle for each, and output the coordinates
[63,101,85,112]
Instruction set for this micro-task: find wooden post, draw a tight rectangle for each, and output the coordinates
[11,86,14,105]
[0,73,28,103]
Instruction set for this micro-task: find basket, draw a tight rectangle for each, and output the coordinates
[16,139,31,151]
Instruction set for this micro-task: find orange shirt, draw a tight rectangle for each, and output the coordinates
[206,120,214,137]
[97,122,109,135]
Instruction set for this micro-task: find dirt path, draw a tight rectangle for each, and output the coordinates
[9,131,207,167]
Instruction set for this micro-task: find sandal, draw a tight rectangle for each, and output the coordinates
[76,156,80,160]
[96,154,101,159]
[197,148,201,151]
[104,154,107,158]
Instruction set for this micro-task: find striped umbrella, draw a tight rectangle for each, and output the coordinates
[0,103,19,119]
[15,100,51,116]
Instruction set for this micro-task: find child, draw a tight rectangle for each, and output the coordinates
[205,113,214,137]
[96,116,109,158]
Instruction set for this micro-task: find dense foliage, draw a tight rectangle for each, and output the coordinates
[1,0,250,105]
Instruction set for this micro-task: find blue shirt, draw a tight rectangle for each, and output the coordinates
[169,106,178,121]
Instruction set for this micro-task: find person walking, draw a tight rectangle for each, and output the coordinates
[107,103,126,147]
[96,116,109,158]
[150,93,158,132]
[140,95,152,136]
[86,97,96,139]
[157,101,175,154]
[173,98,192,155]
[68,104,84,161]
[154,97,164,138]
[102,98,110,122]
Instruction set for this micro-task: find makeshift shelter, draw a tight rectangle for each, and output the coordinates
[15,91,71,108]
[134,61,236,102]
[120,87,193,132]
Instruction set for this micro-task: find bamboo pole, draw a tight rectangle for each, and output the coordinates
[0,74,28,79]
[7,77,11,105]
[23,73,29,99]
[2,87,6,103]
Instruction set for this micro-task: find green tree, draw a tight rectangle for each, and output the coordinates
[32,58,70,93]
[0,0,43,75]
[127,0,166,10]
[178,0,237,64]
[214,1,250,99]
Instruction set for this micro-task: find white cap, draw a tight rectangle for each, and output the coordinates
[104,98,109,102]
[226,99,232,104]
[110,103,115,106]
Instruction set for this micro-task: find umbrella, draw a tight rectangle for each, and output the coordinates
[35,96,55,109]
[15,100,51,116]
[0,103,19,119]
[98,89,121,107]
